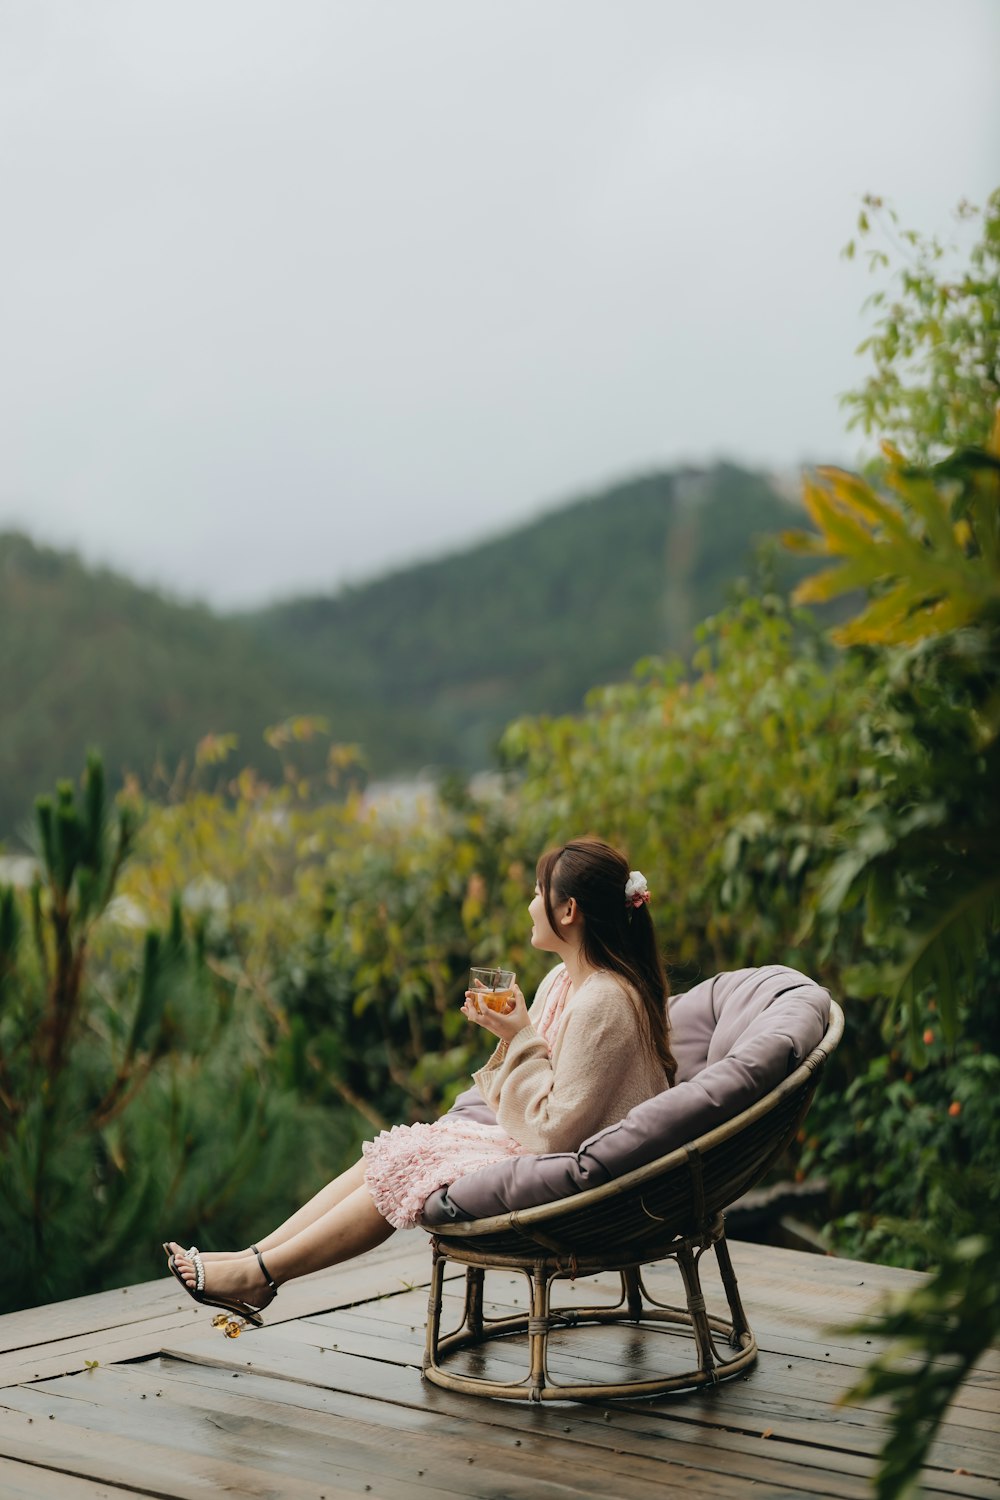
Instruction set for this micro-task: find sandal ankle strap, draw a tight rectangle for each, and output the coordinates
[250,1243,277,1291]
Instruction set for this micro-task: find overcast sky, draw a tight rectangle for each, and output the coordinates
[1,1,997,608]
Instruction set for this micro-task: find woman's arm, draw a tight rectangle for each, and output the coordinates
[472,979,642,1154]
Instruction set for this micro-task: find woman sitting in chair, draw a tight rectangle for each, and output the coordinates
[165,836,676,1331]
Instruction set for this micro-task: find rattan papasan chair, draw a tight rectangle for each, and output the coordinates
[419,964,843,1402]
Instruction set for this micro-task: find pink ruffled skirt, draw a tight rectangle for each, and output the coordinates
[362,1116,529,1230]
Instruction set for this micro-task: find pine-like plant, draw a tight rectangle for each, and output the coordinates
[0,753,328,1311]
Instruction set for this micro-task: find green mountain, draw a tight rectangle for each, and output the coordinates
[0,532,305,840]
[0,463,807,839]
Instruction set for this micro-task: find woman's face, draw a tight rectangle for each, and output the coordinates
[529,880,562,952]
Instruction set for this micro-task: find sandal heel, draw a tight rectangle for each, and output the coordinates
[212,1312,254,1338]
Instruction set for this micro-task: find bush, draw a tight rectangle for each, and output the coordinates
[0,755,333,1313]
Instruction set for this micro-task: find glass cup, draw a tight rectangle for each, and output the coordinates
[468,967,517,1013]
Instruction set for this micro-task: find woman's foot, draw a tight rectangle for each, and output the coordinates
[165,1240,254,1266]
[170,1247,278,1314]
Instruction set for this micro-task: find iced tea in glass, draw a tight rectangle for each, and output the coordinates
[468,967,516,1013]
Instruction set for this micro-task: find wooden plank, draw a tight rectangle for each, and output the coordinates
[0,1409,436,1500]
[218,1254,1000,1452]
[0,1307,207,1389]
[0,1237,451,1389]
[154,1334,880,1498]
[92,1356,876,1500]
[0,1234,919,1356]
[461,1251,1000,1384]
[0,1370,687,1500]
[282,1303,999,1474]
[0,1282,183,1355]
[3,1234,995,1500]
[0,1232,418,1354]
[669,1248,1000,1378]
[310,1277,889,1369]
[0,1401,490,1500]
[161,1274,1000,1494]
[0,1455,151,1500]
[429,1243,900,1327]
[298,1282,1000,1429]
[15,1326,995,1500]
[146,1342,998,1500]
[723,1240,926,1289]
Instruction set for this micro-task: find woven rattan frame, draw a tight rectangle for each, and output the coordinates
[423,999,844,1402]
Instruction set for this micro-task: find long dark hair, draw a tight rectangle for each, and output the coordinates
[536,837,676,1086]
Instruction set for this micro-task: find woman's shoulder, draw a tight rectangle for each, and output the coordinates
[572,969,644,1015]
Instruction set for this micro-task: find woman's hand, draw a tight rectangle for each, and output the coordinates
[462,981,530,1044]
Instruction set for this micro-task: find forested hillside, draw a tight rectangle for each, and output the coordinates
[0,533,308,839]
[0,462,805,837]
[247,464,806,767]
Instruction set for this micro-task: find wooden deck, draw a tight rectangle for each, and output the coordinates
[0,1235,996,1499]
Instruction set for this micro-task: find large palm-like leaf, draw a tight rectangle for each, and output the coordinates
[787,411,1000,1023]
[785,410,1000,1497]
[784,415,1000,649]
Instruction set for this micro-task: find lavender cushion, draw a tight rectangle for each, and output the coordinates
[420,965,830,1226]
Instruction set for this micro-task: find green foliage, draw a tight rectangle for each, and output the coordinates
[786,447,1000,645]
[11,753,139,1087]
[272,790,526,1127]
[790,191,1000,1492]
[103,587,880,1219]
[840,1229,999,1500]
[500,591,868,981]
[0,462,807,837]
[0,754,334,1313]
[841,189,1000,463]
[789,438,1000,1490]
[801,942,1000,1267]
[784,422,1000,1031]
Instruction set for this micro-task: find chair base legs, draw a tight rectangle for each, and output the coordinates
[423,1219,757,1402]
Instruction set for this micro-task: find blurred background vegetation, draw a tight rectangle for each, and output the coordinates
[1,187,997,1497]
[0,460,811,835]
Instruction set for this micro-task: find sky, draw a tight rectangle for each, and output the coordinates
[1,1,998,609]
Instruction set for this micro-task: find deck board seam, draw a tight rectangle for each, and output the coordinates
[0,1449,178,1500]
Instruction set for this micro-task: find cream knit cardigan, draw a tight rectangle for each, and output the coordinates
[473,964,669,1155]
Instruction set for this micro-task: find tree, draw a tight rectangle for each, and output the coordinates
[782,187,1000,1497]
[0,753,330,1311]
[841,188,999,464]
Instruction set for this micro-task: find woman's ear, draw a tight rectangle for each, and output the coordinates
[560,896,579,928]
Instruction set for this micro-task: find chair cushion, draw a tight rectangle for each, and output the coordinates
[420,965,830,1226]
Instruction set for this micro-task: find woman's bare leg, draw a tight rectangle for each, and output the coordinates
[263,1187,395,1281]
[172,1185,395,1307]
[168,1158,369,1264]
[255,1158,369,1250]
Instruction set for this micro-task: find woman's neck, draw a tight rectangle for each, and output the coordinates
[561,945,599,992]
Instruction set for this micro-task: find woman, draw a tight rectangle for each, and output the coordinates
[165,837,675,1330]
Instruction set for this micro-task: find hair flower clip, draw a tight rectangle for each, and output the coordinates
[625,870,651,908]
